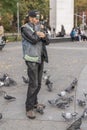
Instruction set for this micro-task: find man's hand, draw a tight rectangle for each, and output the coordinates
[36,31,45,38]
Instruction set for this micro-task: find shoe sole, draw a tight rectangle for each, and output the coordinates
[27,116,36,119]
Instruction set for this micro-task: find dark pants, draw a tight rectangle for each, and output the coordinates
[25,61,44,111]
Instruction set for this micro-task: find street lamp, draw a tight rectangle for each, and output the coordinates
[17,2,20,37]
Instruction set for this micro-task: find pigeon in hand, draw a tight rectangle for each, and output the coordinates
[62,112,78,121]
[22,76,29,84]
[4,92,16,101]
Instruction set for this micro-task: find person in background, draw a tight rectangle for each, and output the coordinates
[70,27,76,41]
[0,22,4,37]
[0,22,6,43]
[81,29,87,41]
[21,10,49,119]
[0,22,4,43]
[56,25,66,37]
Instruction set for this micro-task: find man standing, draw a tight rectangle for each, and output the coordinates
[21,10,49,119]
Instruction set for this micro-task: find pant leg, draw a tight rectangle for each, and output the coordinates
[34,62,44,105]
[25,61,39,111]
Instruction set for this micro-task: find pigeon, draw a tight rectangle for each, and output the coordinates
[62,112,78,121]
[36,106,44,115]
[43,71,53,91]
[43,70,47,74]
[71,78,78,86]
[45,76,53,92]
[48,98,59,106]
[0,81,4,87]
[4,77,17,86]
[83,92,87,100]
[0,90,6,96]
[56,101,69,109]
[65,78,78,93]
[48,95,73,107]
[46,82,53,92]
[77,99,86,107]
[43,70,48,80]
[66,117,82,130]
[0,74,8,82]
[0,113,2,120]
[4,92,16,101]
[0,74,17,87]
[22,76,29,84]
[63,95,74,103]
[58,91,67,98]
[82,108,87,119]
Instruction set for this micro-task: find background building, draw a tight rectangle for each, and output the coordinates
[49,0,74,34]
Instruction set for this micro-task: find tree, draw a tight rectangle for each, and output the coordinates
[75,0,87,12]
[74,0,87,25]
[19,0,49,20]
[0,0,18,14]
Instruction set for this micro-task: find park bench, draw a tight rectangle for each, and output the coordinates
[5,33,18,41]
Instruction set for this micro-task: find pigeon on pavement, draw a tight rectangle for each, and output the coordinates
[56,101,69,109]
[66,117,82,130]
[0,81,4,87]
[82,108,87,119]
[0,74,17,87]
[77,99,86,107]
[0,113,2,120]
[57,91,67,98]
[22,76,29,84]
[4,92,16,101]
[65,78,78,93]
[62,112,78,121]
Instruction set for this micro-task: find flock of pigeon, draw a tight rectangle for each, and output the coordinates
[42,71,87,130]
[22,70,87,129]
[0,71,87,130]
[0,73,17,120]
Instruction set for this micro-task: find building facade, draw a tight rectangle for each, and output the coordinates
[49,0,74,34]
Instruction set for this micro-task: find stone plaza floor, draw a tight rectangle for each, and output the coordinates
[0,41,87,130]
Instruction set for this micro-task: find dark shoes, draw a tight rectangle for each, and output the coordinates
[26,110,36,119]
[26,104,45,119]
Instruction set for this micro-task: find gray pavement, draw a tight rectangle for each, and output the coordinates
[0,41,87,129]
